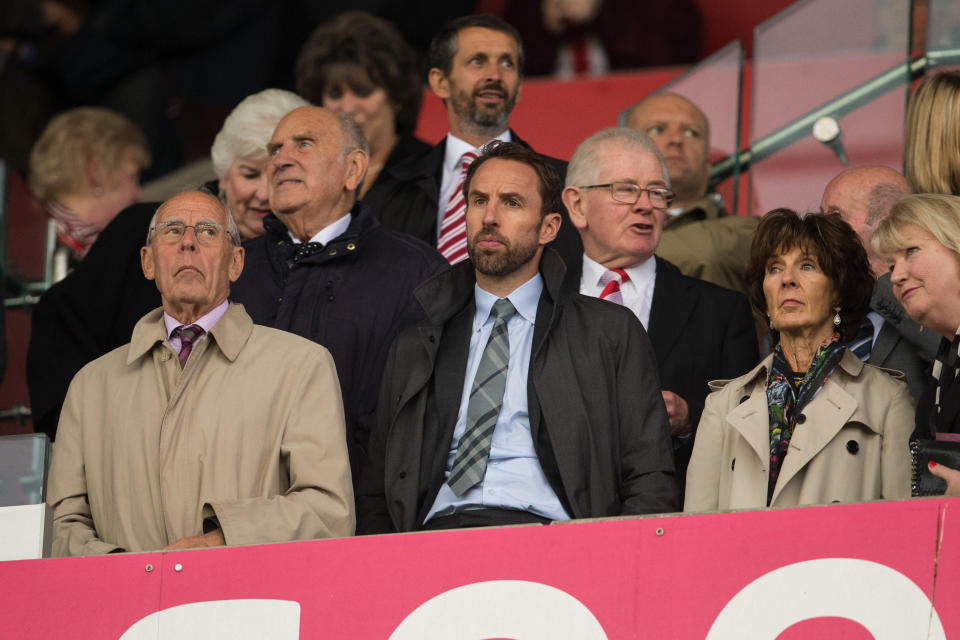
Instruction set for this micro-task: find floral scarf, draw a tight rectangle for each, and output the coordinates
[766,333,846,504]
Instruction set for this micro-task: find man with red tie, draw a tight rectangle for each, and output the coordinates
[561,128,758,494]
[47,190,355,555]
[363,14,581,268]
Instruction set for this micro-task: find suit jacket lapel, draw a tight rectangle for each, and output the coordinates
[647,257,697,366]
[867,321,897,367]
[391,139,445,209]
[421,300,474,505]
[726,379,772,469]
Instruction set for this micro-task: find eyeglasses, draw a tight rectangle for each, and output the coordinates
[579,182,675,208]
[150,220,231,246]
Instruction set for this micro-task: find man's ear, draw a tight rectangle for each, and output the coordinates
[561,186,588,231]
[344,149,369,192]
[228,246,245,282]
[140,245,155,281]
[538,212,562,246]
[428,68,450,100]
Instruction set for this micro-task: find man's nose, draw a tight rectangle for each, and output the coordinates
[481,201,500,226]
[179,225,199,250]
[271,145,292,169]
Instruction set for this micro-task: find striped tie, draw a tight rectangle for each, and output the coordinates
[846,319,874,362]
[598,268,630,306]
[172,324,205,368]
[437,150,478,265]
[447,298,516,496]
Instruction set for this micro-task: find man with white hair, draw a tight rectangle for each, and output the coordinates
[561,127,758,493]
[231,106,447,485]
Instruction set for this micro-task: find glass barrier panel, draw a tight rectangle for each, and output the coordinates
[926,0,960,69]
[0,433,50,506]
[657,41,745,215]
[750,0,912,216]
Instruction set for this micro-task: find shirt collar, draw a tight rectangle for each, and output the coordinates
[163,299,230,339]
[473,272,543,329]
[287,212,352,245]
[444,130,513,175]
[581,253,656,288]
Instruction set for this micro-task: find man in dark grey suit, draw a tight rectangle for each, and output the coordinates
[561,127,758,491]
[821,165,935,398]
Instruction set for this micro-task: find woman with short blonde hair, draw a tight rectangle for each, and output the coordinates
[29,107,150,266]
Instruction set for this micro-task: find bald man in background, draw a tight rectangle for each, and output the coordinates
[821,165,934,398]
[622,93,758,299]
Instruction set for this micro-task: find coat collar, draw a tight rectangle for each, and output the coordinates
[663,195,725,229]
[127,302,253,365]
[258,201,375,269]
[717,348,875,505]
[647,257,696,364]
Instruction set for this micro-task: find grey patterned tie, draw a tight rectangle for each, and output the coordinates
[447,298,516,496]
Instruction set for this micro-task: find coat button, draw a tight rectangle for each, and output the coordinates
[429,335,436,342]
[738,395,750,404]
[347,243,356,251]
[160,352,170,362]
[398,471,407,479]
[730,458,736,471]
[846,440,860,454]
[329,249,337,256]
[796,413,807,424]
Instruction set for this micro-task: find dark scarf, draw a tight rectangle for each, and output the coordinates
[766,333,846,504]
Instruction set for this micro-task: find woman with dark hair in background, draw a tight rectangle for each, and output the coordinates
[685,209,913,511]
[296,11,428,198]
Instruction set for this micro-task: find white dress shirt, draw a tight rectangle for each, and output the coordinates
[287,212,352,246]
[425,273,570,523]
[579,254,657,329]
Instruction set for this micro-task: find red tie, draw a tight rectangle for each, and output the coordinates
[438,150,478,264]
[599,269,630,305]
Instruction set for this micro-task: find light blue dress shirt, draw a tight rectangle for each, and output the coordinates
[425,273,571,523]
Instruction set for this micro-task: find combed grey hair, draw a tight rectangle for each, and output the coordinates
[566,127,671,188]
[210,89,309,180]
[334,111,370,157]
[334,111,370,198]
[145,188,242,246]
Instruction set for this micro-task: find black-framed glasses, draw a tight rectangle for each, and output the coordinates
[150,220,230,246]
[579,182,675,208]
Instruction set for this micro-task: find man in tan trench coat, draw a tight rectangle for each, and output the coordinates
[47,190,355,556]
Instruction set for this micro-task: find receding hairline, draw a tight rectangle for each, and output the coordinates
[156,191,228,221]
[624,92,709,136]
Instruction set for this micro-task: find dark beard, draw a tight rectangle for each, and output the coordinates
[450,81,518,134]
[467,224,540,277]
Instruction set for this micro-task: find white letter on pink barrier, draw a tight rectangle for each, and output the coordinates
[118,599,300,639]
[706,558,945,639]
[389,580,609,639]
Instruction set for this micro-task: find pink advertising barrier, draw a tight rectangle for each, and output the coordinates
[1,498,956,638]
